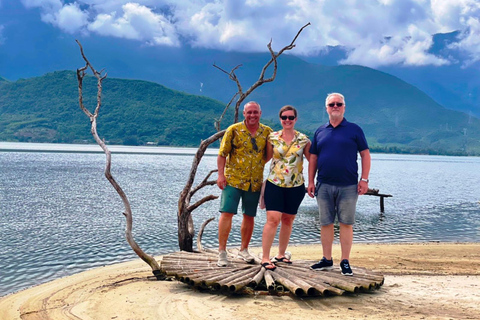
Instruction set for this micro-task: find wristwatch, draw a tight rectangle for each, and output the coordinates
[360,178,369,183]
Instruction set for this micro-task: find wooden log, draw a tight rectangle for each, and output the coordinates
[200,267,255,288]
[248,267,266,288]
[282,263,383,287]
[270,271,306,296]
[217,266,260,286]
[273,268,318,296]
[278,264,360,292]
[274,267,337,296]
[264,270,276,291]
[298,276,345,296]
[225,277,258,293]
[219,267,261,292]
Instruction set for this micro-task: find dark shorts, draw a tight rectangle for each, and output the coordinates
[264,180,306,215]
[219,185,260,217]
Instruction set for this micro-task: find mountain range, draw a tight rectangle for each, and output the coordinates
[1,64,479,155]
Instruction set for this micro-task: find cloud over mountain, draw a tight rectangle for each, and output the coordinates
[15,0,480,68]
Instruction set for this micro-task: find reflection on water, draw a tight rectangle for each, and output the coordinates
[1,145,479,296]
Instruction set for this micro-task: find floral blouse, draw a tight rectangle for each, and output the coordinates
[219,121,273,192]
[267,130,309,188]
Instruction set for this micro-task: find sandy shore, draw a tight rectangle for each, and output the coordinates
[1,242,479,320]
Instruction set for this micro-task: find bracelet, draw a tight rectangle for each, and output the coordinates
[360,178,369,183]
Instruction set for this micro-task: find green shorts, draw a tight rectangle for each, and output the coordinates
[219,185,260,217]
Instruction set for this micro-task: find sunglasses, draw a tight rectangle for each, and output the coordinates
[280,115,296,121]
[251,137,258,152]
[327,102,344,107]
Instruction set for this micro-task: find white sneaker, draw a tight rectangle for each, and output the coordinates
[237,249,255,263]
[217,250,228,267]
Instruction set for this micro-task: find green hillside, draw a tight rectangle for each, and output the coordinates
[1,69,479,155]
[244,61,480,155]
[0,71,232,146]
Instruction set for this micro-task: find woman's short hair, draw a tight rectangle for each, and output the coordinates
[279,105,297,118]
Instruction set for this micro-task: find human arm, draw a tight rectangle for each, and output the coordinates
[303,140,312,162]
[265,140,273,163]
[216,155,227,190]
[307,153,318,198]
[357,149,371,195]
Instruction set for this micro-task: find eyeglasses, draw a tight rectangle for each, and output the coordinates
[327,102,344,107]
[251,137,258,152]
[280,115,296,121]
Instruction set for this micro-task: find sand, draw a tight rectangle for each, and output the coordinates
[1,242,479,320]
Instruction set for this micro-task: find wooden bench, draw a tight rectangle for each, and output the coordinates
[365,188,393,213]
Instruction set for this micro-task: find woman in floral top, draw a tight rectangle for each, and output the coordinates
[260,105,311,270]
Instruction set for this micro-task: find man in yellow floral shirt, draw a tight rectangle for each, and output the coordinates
[216,101,273,267]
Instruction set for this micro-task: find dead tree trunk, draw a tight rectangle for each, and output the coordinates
[75,40,163,279]
[177,23,310,251]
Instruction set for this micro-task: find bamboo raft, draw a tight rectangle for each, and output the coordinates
[160,250,384,297]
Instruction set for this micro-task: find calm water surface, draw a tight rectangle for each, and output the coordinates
[1,143,479,296]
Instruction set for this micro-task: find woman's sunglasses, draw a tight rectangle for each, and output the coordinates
[280,115,296,121]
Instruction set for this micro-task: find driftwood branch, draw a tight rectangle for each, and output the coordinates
[75,40,162,278]
[214,93,239,131]
[187,194,219,213]
[217,22,311,122]
[188,169,218,202]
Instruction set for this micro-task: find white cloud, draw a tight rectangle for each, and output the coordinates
[44,3,89,34]
[88,3,179,46]
[21,0,88,33]
[19,0,480,67]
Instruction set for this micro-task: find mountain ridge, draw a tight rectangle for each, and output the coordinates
[1,69,479,155]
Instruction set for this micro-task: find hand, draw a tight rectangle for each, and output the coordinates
[307,184,315,198]
[357,181,368,195]
[217,176,227,190]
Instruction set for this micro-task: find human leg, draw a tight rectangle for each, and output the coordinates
[277,213,296,259]
[240,188,260,251]
[218,212,234,251]
[316,184,336,260]
[261,210,282,264]
[339,223,354,276]
[218,186,242,266]
[339,223,353,260]
[275,184,304,260]
[336,184,358,275]
[240,214,255,251]
[321,224,335,259]
[336,184,358,261]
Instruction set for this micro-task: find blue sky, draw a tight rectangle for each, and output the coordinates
[2,0,480,69]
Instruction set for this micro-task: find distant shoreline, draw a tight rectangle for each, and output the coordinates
[0,141,219,156]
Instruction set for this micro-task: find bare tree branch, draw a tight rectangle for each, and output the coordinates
[187,195,219,212]
[75,40,163,278]
[196,217,215,252]
[215,93,239,131]
[188,169,218,202]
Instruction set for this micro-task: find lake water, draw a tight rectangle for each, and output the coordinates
[1,142,479,297]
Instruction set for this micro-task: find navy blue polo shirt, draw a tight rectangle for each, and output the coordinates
[310,118,369,186]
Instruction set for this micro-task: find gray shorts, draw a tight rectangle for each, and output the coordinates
[316,183,358,225]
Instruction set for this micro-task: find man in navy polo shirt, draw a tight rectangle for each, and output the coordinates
[307,92,371,276]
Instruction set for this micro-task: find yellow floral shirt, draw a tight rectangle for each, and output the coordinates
[267,130,309,188]
[219,121,273,192]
